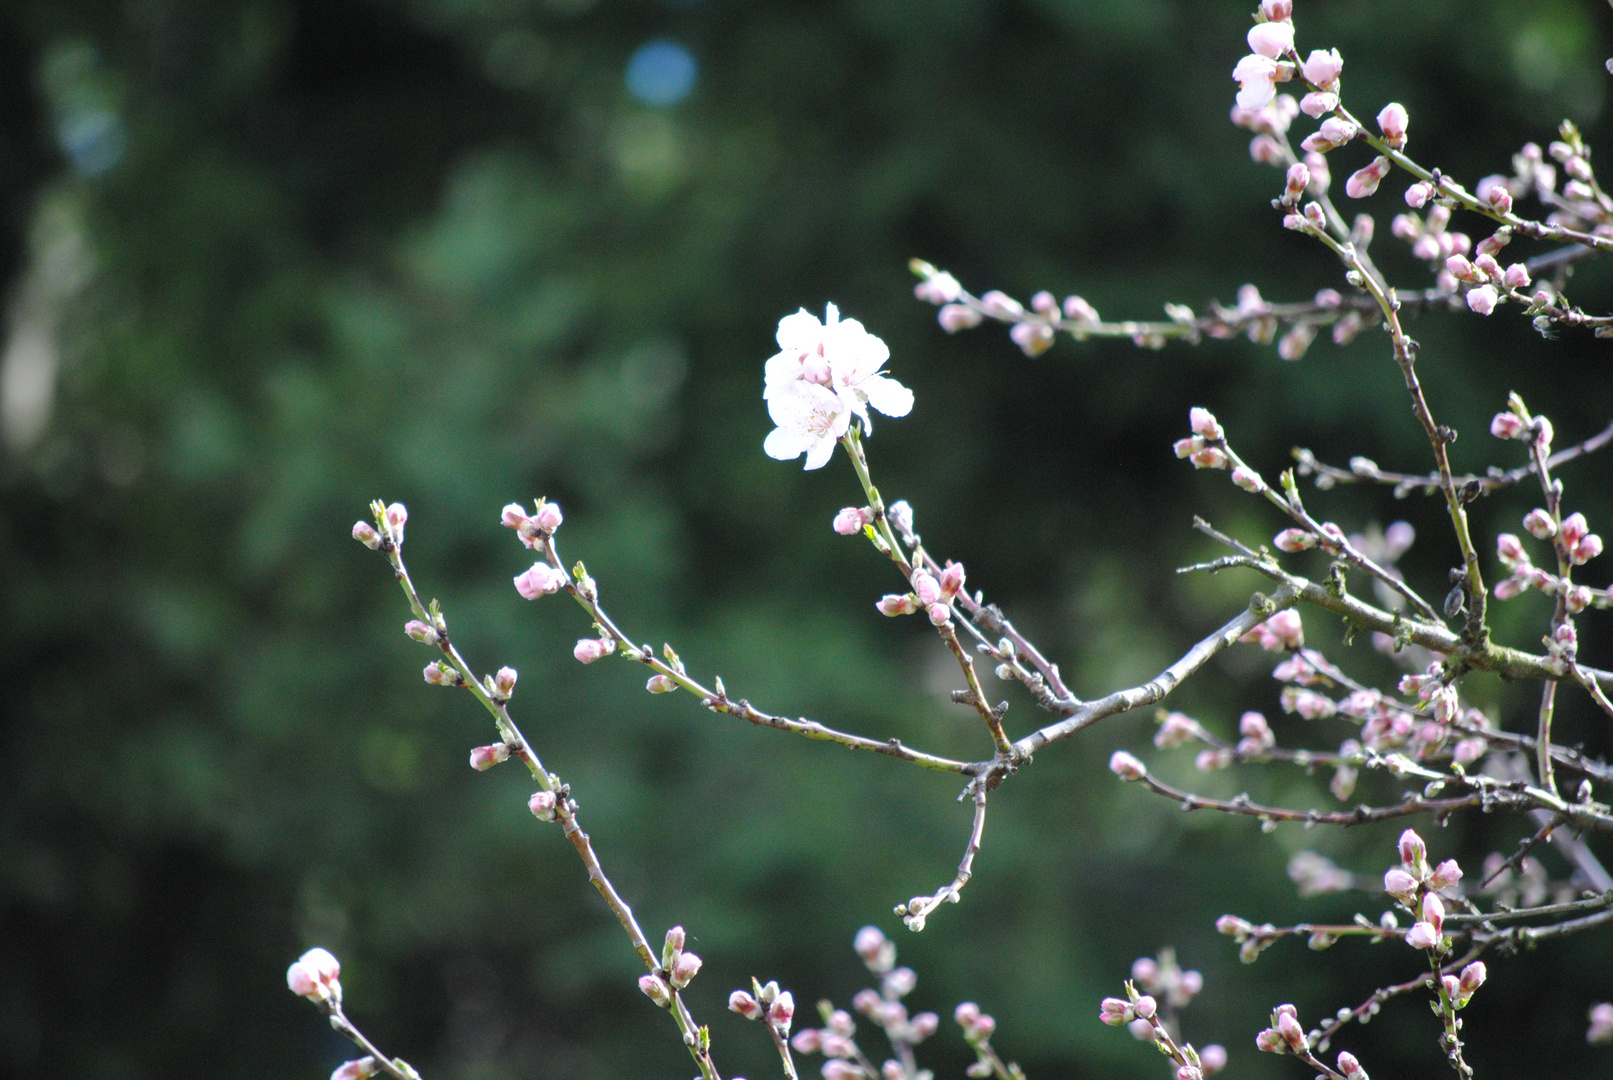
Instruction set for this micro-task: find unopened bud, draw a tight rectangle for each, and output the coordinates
[639,973,672,1008]
[729,990,762,1019]
[469,743,510,771]
[1109,750,1147,781]
[353,521,382,549]
[669,951,702,989]
[528,790,557,821]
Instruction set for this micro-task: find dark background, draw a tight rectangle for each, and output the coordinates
[4,1,1613,1077]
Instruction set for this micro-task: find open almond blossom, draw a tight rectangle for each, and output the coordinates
[763,303,913,468]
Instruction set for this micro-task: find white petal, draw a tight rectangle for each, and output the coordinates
[804,436,837,470]
[775,309,824,352]
[764,426,809,461]
[862,375,913,418]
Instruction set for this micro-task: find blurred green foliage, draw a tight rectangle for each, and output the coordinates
[3,1,1613,1078]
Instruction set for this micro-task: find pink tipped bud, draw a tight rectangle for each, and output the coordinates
[1567,585,1593,613]
[824,1063,862,1080]
[1255,1028,1284,1053]
[1300,48,1343,89]
[1063,295,1100,322]
[853,988,882,1016]
[1591,1003,1613,1044]
[1488,185,1513,213]
[1299,91,1338,118]
[1466,284,1498,315]
[877,593,918,617]
[500,503,529,529]
[332,1057,379,1080]
[1274,528,1317,552]
[768,990,795,1028]
[1247,21,1294,60]
[1524,509,1557,539]
[955,1001,981,1028]
[1190,446,1229,470]
[1420,892,1445,933]
[1575,534,1604,565]
[574,638,611,664]
[938,303,984,333]
[1276,1010,1307,1050]
[1337,1051,1368,1080]
[1009,321,1055,357]
[1200,1045,1228,1074]
[669,951,702,989]
[730,990,762,1019]
[1174,436,1202,459]
[528,790,557,821]
[972,1014,996,1037]
[423,662,460,686]
[494,666,517,696]
[1497,533,1528,563]
[469,743,510,771]
[1383,868,1418,902]
[384,502,408,540]
[1345,157,1391,199]
[1230,467,1263,495]
[514,562,566,599]
[828,1009,856,1037]
[1503,263,1531,290]
[1491,412,1527,439]
[1459,961,1487,996]
[1261,0,1292,21]
[353,521,382,549]
[1562,511,1589,546]
[639,973,672,1008]
[939,561,966,598]
[1109,750,1147,781]
[914,272,962,305]
[286,947,342,1003]
[405,619,438,643]
[980,290,1023,318]
[1494,576,1525,601]
[927,602,953,626]
[1405,181,1433,208]
[1190,407,1224,440]
[1399,829,1428,871]
[1473,253,1501,279]
[854,925,887,962]
[1134,995,1158,1020]
[1446,255,1475,281]
[1376,102,1408,148]
[912,571,942,605]
[646,673,677,693]
[790,1028,822,1053]
[1405,921,1438,950]
[1428,858,1463,890]
[833,507,871,535]
[533,502,563,533]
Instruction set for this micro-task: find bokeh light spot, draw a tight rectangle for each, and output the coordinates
[625,40,697,108]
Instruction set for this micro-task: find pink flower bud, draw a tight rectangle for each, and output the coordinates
[469,743,510,771]
[1563,512,1590,546]
[828,1009,856,1037]
[533,502,563,533]
[939,562,966,598]
[1229,466,1264,492]
[1503,263,1531,290]
[1261,0,1292,21]
[647,673,676,693]
[1299,91,1338,118]
[911,571,942,605]
[1300,48,1343,89]
[574,638,611,664]
[353,521,382,549]
[824,1062,862,1080]
[514,562,565,599]
[405,619,438,643]
[730,990,762,1019]
[939,303,984,332]
[1274,528,1317,552]
[639,973,672,1007]
[1155,712,1198,749]
[1421,892,1444,933]
[1488,186,1513,213]
[1497,533,1527,563]
[286,947,342,1003]
[1405,921,1438,950]
[1247,21,1294,59]
[927,602,953,626]
[980,291,1024,318]
[877,594,918,617]
[494,666,517,696]
[1255,1028,1284,1053]
[1217,914,1254,938]
[1399,829,1427,870]
[1189,407,1223,440]
[669,951,702,989]
[833,507,870,535]
[1063,295,1099,322]
[1567,586,1592,613]
[528,790,557,820]
[423,662,459,686]
[1465,284,1498,315]
[1473,253,1501,279]
[1200,1045,1227,1074]
[769,991,795,1027]
[1491,412,1526,439]
[1524,509,1557,539]
[1134,995,1158,1020]
[973,1014,996,1037]
[332,1057,378,1080]
[1404,181,1433,208]
[384,502,408,540]
[1345,157,1391,198]
[1009,321,1055,357]
[1337,1051,1367,1080]
[1174,436,1202,459]
[1031,289,1057,313]
[1383,868,1418,902]
[854,924,887,961]
[1376,102,1408,148]
[791,1027,822,1053]
[1109,750,1147,781]
[500,503,529,530]
[1493,576,1525,601]
[1276,1009,1307,1050]
[1428,858,1463,890]
[955,1001,981,1028]
[914,272,961,305]
[1283,163,1309,201]
[1459,961,1486,995]
[1190,446,1229,469]
[1574,534,1604,565]
[910,1011,939,1041]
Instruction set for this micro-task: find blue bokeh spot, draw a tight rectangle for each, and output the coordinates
[625,40,697,108]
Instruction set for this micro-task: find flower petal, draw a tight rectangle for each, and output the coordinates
[862,375,913,418]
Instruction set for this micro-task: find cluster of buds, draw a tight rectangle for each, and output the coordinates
[1109,750,1147,782]
[791,926,938,1080]
[1240,609,1304,652]
[1130,949,1206,1016]
[1234,711,1275,756]
[954,1001,1001,1078]
[1392,202,1471,270]
[729,977,796,1030]
[1382,829,1460,952]
[1154,710,1208,750]
[1280,685,1337,720]
[1272,520,1344,555]
[1099,958,1223,1080]
[1549,123,1602,212]
[1439,961,1488,1011]
[1444,251,1531,316]
[834,506,874,535]
[1215,914,1282,964]
[1254,1004,1338,1064]
[500,499,563,549]
[404,618,441,646]
[1173,407,1228,470]
[1231,2,1296,113]
[877,562,966,627]
[469,742,511,771]
[1494,531,1596,611]
[640,926,706,1008]
[1397,663,1460,724]
[286,947,342,1007]
[790,1006,866,1080]
[423,661,464,687]
[353,501,408,550]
